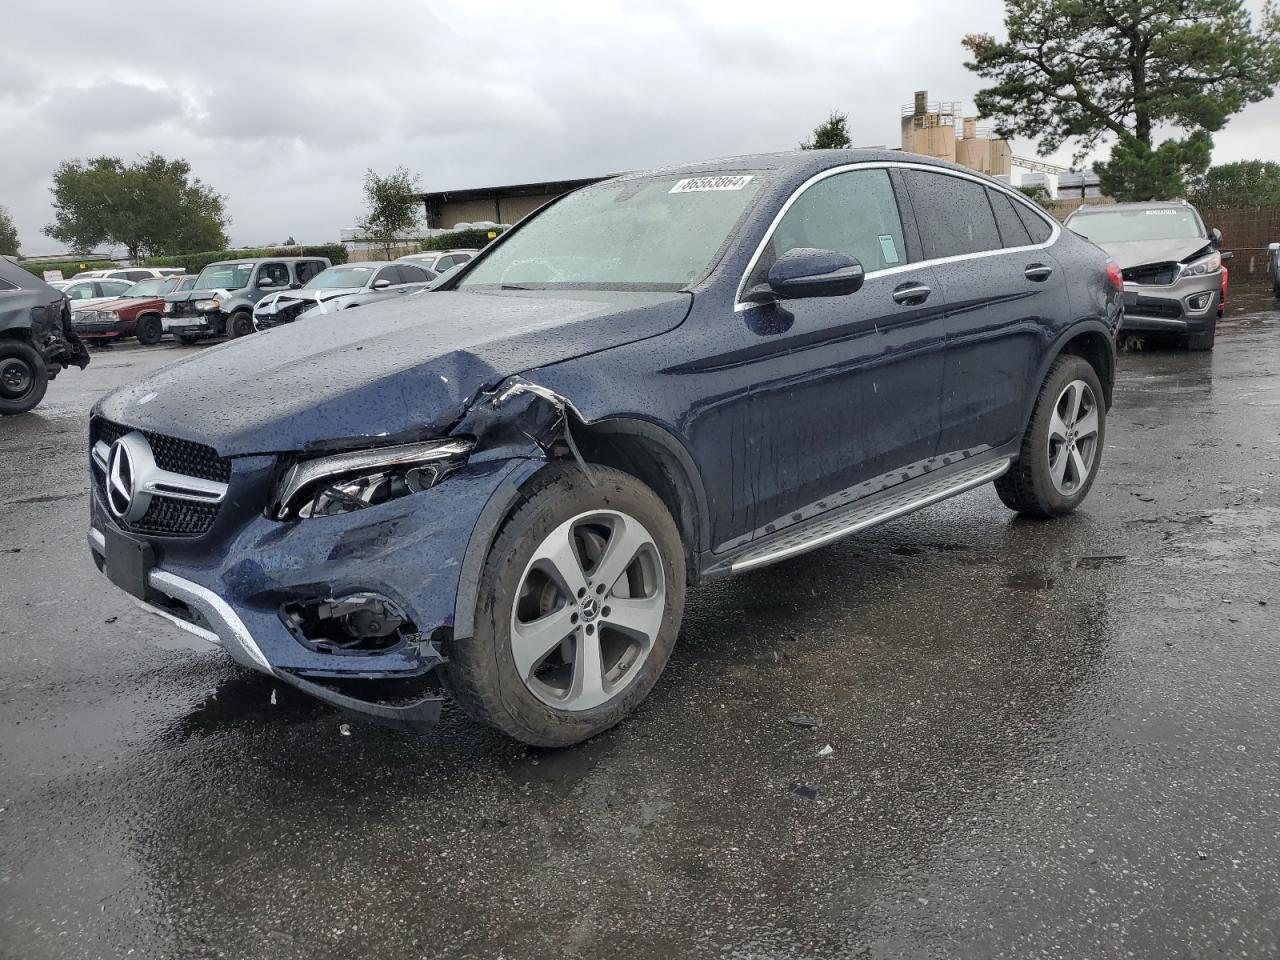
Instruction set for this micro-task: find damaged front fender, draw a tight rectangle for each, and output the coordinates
[452,375,595,481]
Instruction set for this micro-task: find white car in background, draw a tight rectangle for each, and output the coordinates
[254,261,436,329]
[72,267,186,282]
[58,277,136,309]
[396,249,478,274]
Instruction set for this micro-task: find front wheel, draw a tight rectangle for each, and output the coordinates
[0,341,50,415]
[1183,317,1216,351]
[135,314,163,346]
[995,355,1105,518]
[442,464,686,747]
[228,311,255,338]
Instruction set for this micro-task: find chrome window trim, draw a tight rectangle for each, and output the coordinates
[733,160,1061,311]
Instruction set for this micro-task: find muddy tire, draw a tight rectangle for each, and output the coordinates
[0,341,49,415]
[135,314,163,346]
[995,355,1105,518]
[442,464,685,747]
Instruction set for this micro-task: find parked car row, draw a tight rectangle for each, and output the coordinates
[72,275,196,345]
[254,261,436,329]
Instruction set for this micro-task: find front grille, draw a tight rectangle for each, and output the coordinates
[167,301,197,318]
[1123,262,1179,285]
[92,418,230,538]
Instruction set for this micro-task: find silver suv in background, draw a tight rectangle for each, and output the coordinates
[1065,200,1229,350]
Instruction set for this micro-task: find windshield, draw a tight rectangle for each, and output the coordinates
[194,262,254,290]
[125,278,171,297]
[304,266,374,289]
[1069,207,1204,244]
[459,173,763,290]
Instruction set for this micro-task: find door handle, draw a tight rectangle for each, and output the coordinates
[1024,263,1054,282]
[892,282,931,305]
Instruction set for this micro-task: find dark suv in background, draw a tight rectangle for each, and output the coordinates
[88,151,1120,745]
[164,256,329,341]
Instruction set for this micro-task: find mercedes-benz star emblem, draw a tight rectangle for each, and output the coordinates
[104,431,159,523]
[106,438,135,519]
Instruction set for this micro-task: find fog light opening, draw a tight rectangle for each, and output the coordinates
[284,592,417,655]
[1186,292,1212,311]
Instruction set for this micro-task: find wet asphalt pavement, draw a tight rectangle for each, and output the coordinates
[2,294,1279,959]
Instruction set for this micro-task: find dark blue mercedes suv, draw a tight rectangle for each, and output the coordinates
[88,150,1121,745]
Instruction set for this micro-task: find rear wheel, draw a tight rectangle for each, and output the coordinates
[135,314,163,346]
[443,464,685,747]
[0,341,49,415]
[995,355,1105,518]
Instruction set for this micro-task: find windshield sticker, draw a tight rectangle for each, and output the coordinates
[877,235,901,264]
[669,175,754,194]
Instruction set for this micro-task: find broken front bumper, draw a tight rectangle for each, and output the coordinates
[87,453,542,729]
[1120,271,1221,334]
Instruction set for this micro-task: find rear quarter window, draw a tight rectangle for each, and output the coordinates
[1014,202,1054,244]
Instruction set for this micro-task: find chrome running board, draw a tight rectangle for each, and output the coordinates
[728,458,1011,573]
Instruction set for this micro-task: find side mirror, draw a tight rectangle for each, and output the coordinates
[372,278,392,290]
[289,281,302,290]
[748,248,865,302]
[1210,227,1223,248]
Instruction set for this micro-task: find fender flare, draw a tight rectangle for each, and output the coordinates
[1018,319,1116,436]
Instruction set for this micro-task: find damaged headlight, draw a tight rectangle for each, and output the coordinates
[194,299,221,312]
[273,438,473,520]
[1178,250,1221,279]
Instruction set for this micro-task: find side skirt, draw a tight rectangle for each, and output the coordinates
[702,454,1012,577]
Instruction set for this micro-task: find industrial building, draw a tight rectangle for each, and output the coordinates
[417,176,611,231]
[899,90,1012,177]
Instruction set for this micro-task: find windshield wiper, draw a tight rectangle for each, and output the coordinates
[500,283,537,290]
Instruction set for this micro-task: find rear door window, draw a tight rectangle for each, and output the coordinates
[398,264,431,283]
[904,170,1002,260]
[764,167,907,274]
[988,189,1033,247]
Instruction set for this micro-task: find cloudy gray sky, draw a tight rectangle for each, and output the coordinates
[3,0,1278,253]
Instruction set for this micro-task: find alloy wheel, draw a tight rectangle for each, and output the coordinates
[510,509,666,711]
[1047,378,1099,496]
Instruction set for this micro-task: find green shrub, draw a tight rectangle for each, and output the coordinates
[143,244,348,273]
[420,228,504,252]
[20,259,116,279]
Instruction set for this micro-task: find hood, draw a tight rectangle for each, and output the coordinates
[1089,237,1211,270]
[84,295,161,314]
[96,288,692,456]
[257,288,360,311]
